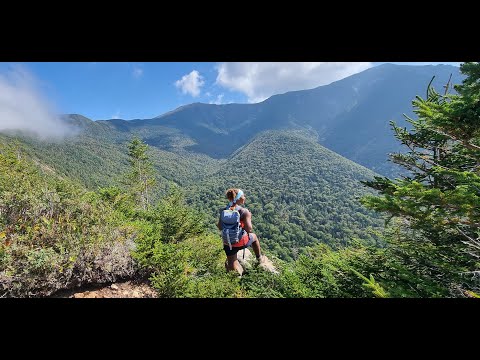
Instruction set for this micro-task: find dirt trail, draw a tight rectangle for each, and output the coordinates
[53,280,157,298]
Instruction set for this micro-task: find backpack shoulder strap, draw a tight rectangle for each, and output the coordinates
[235,206,248,235]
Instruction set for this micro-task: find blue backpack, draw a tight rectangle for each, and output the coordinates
[220,206,245,249]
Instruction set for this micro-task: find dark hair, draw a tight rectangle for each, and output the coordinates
[225,188,240,202]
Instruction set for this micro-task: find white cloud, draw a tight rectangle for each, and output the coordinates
[132,67,143,79]
[0,66,76,140]
[174,70,204,97]
[216,62,373,103]
[209,94,224,105]
[111,110,121,119]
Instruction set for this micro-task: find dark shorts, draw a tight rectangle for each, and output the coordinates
[223,234,256,256]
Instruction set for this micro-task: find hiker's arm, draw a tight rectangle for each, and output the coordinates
[243,210,253,233]
[217,218,222,230]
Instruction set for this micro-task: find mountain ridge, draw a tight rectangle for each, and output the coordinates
[52,64,464,178]
[87,64,463,176]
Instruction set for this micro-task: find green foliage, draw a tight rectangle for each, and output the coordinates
[465,290,480,298]
[240,265,286,298]
[182,235,243,298]
[0,143,137,297]
[0,141,242,298]
[256,239,449,298]
[3,131,132,190]
[150,186,206,244]
[0,118,219,193]
[148,242,190,297]
[186,131,383,261]
[361,62,480,296]
[351,270,388,298]
[98,186,136,217]
[1,117,386,293]
[11,67,475,297]
[0,117,389,298]
[281,244,384,297]
[125,136,157,210]
[240,242,392,298]
[131,190,242,298]
[135,231,242,298]
[373,222,458,297]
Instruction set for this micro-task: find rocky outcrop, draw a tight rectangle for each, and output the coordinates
[237,249,278,274]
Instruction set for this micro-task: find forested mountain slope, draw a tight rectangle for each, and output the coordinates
[0,114,219,191]
[186,131,383,261]
[99,64,463,177]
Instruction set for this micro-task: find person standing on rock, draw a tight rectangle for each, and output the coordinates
[217,188,266,275]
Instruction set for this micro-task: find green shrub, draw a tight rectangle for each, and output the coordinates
[0,144,137,297]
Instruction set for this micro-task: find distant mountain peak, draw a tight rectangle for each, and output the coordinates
[102,64,464,176]
[62,114,93,121]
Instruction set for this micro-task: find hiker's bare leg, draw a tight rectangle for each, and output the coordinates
[226,254,243,275]
[250,233,261,258]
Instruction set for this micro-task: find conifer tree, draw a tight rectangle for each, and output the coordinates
[126,136,156,210]
[361,62,480,296]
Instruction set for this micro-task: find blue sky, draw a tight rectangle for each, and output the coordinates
[0,62,461,138]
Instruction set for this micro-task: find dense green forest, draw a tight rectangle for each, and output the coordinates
[0,63,478,298]
[0,115,219,191]
[1,119,384,262]
[89,64,463,177]
[185,130,383,261]
[0,140,238,297]
[0,141,388,297]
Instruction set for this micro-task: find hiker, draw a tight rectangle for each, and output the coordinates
[217,188,265,275]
